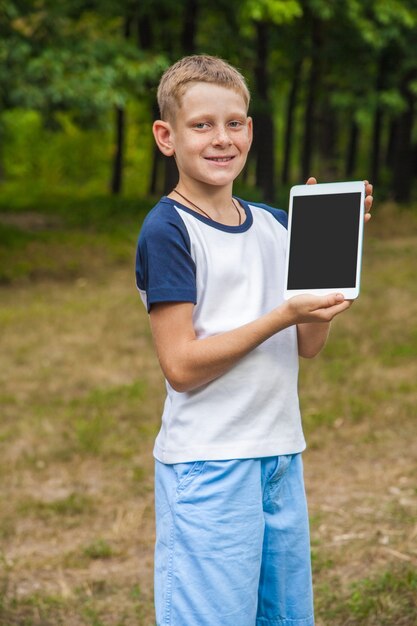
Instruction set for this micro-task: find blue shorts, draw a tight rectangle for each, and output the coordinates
[154,454,314,626]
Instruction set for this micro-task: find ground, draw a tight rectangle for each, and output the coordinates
[0,202,416,625]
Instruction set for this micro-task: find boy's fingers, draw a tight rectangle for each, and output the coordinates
[365,195,373,210]
[364,180,373,195]
[319,298,352,320]
[319,293,352,312]
[321,293,345,307]
[306,177,317,185]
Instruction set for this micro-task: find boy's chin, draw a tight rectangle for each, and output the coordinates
[200,170,244,187]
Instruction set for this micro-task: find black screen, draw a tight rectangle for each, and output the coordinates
[287,192,361,289]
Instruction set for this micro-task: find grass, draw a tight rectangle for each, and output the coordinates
[83,539,114,560]
[18,492,96,519]
[1,194,417,625]
[316,565,417,625]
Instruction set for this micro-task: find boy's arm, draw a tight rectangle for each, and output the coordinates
[149,293,350,392]
[296,318,346,359]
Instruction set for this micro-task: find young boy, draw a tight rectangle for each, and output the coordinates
[136,55,373,626]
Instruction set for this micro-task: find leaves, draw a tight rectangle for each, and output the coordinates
[0,1,168,119]
[243,0,302,23]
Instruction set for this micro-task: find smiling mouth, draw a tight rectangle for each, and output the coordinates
[205,156,235,162]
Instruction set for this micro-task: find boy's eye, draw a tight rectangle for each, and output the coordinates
[228,120,245,130]
[194,122,210,129]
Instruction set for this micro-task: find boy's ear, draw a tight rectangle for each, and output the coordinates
[153,120,175,156]
[247,116,253,148]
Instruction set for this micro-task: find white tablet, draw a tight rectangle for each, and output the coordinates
[284,181,365,300]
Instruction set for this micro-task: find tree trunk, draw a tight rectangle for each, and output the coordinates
[370,107,383,187]
[301,17,321,181]
[138,13,152,50]
[282,59,302,184]
[254,110,275,201]
[110,106,125,195]
[0,121,5,182]
[385,117,398,169]
[345,118,359,178]
[370,52,390,186]
[253,21,275,202]
[392,83,415,203]
[181,0,198,54]
[163,157,179,194]
[110,14,133,195]
[160,0,199,194]
[137,11,165,196]
[317,93,339,179]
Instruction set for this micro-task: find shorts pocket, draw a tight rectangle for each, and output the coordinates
[264,454,294,509]
[173,461,206,495]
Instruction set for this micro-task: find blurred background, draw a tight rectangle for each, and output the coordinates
[1,2,416,625]
[1,0,417,207]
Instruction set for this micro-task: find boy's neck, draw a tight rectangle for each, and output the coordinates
[169,182,242,226]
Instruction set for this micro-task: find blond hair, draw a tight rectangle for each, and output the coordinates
[157,55,250,122]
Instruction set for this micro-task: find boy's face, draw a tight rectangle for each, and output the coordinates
[163,82,252,190]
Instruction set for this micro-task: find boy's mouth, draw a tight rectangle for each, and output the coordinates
[205,156,235,162]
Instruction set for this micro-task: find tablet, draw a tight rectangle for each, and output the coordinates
[284,181,365,300]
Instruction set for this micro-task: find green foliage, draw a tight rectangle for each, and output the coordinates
[1,98,154,194]
[0,1,168,118]
[17,42,166,114]
[243,0,302,23]
[1,0,417,201]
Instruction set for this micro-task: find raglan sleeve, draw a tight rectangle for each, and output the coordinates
[135,208,197,312]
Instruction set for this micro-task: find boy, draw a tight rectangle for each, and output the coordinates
[135,55,373,626]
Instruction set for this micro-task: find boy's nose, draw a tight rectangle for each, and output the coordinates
[212,126,232,146]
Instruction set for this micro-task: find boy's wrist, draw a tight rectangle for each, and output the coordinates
[279,298,300,329]
[264,301,296,335]
[280,300,296,329]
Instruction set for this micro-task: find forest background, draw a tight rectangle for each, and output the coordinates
[0,1,417,625]
[1,0,417,205]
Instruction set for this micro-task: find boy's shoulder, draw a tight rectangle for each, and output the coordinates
[140,197,190,239]
[244,200,288,229]
[141,196,177,227]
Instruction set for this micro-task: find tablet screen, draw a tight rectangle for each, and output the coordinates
[287,191,362,290]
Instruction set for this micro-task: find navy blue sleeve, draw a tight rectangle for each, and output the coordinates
[135,202,197,312]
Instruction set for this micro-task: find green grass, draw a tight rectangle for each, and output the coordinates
[18,492,96,520]
[1,192,416,626]
[0,188,153,284]
[0,582,154,626]
[83,539,114,560]
[316,566,417,625]
[0,226,138,284]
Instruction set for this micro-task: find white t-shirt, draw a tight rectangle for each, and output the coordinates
[136,197,306,463]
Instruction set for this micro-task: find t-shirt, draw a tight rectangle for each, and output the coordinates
[135,196,306,463]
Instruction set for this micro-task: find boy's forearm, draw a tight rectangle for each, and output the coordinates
[150,294,351,393]
[155,305,295,393]
[297,322,331,359]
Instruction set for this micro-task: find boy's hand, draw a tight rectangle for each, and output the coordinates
[306,177,373,222]
[285,292,352,325]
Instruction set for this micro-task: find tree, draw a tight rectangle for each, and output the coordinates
[0,0,167,192]
[344,0,417,198]
[240,0,302,200]
[1,0,416,202]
